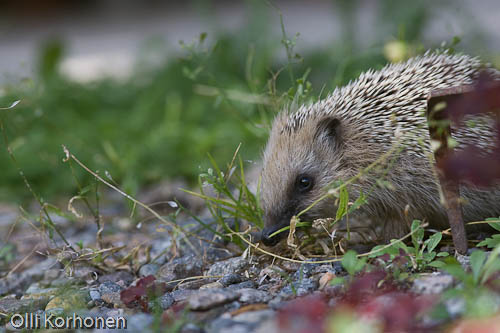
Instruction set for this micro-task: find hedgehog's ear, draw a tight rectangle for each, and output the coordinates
[314,117,341,145]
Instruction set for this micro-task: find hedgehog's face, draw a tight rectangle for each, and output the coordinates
[260,113,343,246]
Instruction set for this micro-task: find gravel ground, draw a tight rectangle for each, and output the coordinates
[2,184,497,332]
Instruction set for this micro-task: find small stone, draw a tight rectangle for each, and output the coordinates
[24,283,57,298]
[207,310,274,333]
[188,289,239,311]
[220,274,244,287]
[456,253,470,268]
[291,263,320,280]
[160,293,175,310]
[200,282,224,289]
[0,296,48,316]
[89,289,101,301]
[171,289,196,302]
[98,271,135,285]
[99,281,123,294]
[280,278,318,297]
[101,291,122,306]
[158,254,204,282]
[232,309,274,325]
[237,288,272,304]
[139,263,160,277]
[41,269,61,285]
[224,300,242,312]
[226,280,256,291]
[207,318,259,333]
[21,258,59,283]
[312,263,342,275]
[206,257,248,277]
[181,323,203,333]
[268,296,288,310]
[127,313,154,333]
[412,273,454,294]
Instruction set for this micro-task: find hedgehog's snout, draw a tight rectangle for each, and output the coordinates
[261,225,285,246]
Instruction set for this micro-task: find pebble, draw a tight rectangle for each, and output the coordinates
[237,288,272,304]
[412,273,454,294]
[181,323,204,333]
[312,263,343,275]
[139,263,160,277]
[279,278,318,298]
[207,310,274,333]
[291,263,320,280]
[0,259,60,297]
[24,283,57,298]
[101,291,122,306]
[206,257,248,277]
[171,289,196,302]
[99,281,122,294]
[226,281,256,291]
[98,271,135,285]
[0,296,48,315]
[224,300,242,312]
[158,254,204,282]
[160,293,175,310]
[89,289,101,301]
[220,274,244,287]
[188,289,239,311]
[232,309,274,325]
[200,282,224,289]
[97,281,123,306]
[268,296,288,310]
[42,269,61,284]
[127,313,154,333]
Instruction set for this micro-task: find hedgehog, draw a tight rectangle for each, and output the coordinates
[260,51,500,247]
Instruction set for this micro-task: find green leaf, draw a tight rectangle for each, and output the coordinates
[368,245,386,258]
[441,261,467,282]
[437,252,449,257]
[411,220,424,249]
[423,252,436,262]
[336,186,349,221]
[480,244,500,284]
[485,218,500,232]
[347,190,366,214]
[428,260,446,268]
[329,277,345,286]
[481,259,500,285]
[342,250,365,276]
[470,250,487,285]
[477,234,500,249]
[426,232,442,253]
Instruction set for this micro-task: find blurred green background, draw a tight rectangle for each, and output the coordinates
[0,0,499,203]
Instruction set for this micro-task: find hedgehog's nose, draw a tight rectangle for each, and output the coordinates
[261,226,282,247]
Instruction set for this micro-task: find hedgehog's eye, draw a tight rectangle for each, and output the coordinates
[296,175,314,193]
